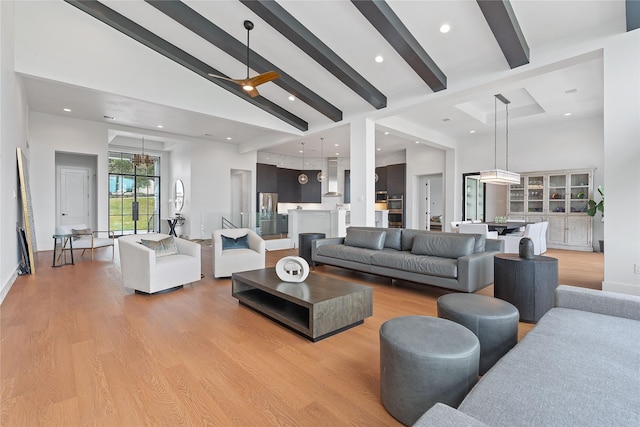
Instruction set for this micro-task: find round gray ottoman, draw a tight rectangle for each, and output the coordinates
[380,316,480,426]
[437,293,519,375]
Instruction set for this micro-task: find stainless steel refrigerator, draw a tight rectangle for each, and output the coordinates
[257,193,278,235]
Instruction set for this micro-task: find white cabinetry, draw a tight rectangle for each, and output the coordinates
[508,169,593,251]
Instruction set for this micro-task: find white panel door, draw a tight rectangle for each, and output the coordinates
[59,167,89,226]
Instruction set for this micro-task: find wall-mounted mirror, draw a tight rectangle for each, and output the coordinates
[174,179,184,212]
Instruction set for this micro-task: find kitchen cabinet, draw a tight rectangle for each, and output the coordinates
[508,169,593,251]
[300,170,321,203]
[275,167,321,203]
[256,163,278,193]
[386,163,406,196]
[375,167,387,193]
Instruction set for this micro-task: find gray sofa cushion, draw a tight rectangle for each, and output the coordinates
[411,233,475,259]
[344,228,386,250]
[401,229,487,254]
[315,244,377,264]
[458,307,640,426]
[371,250,458,278]
[348,226,402,250]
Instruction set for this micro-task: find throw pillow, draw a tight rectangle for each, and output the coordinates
[71,227,92,240]
[221,234,250,250]
[344,228,386,251]
[411,233,475,258]
[140,235,179,257]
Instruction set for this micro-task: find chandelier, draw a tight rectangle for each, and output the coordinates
[132,137,153,168]
[480,94,520,185]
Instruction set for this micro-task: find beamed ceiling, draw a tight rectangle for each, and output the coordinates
[18,0,638,157]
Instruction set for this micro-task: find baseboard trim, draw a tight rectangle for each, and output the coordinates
[1,268,19,305]
[602,280,640,296]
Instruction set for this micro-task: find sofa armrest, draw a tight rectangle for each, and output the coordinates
[311,237,345,260]
[555,285,640,321]
[457,251,495,292]
[175,237,201,259]
[412,403,489,427]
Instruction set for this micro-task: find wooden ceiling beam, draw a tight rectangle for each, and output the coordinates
[351,0,447,92]
[476,0,530,69]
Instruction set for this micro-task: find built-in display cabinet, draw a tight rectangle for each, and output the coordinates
[507,169,593,251]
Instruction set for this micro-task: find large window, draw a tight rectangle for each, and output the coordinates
[109,152,160,236]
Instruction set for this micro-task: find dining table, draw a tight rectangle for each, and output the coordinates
[485,222,526,236]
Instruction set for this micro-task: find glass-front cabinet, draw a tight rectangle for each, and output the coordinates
[507,169,594,251]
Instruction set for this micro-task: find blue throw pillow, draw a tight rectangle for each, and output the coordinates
[222,234,249,250]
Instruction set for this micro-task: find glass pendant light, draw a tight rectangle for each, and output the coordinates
[298,142,308,184]
[317,137,326,182]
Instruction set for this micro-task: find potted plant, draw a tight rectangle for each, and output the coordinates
[587,186,604,252]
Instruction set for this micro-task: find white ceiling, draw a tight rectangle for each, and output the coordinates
[20,0,625,158]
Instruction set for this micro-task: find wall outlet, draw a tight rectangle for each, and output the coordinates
[635,263,640,275]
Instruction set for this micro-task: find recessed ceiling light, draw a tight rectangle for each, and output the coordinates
[157,125,163,128]
[384,131,389,135]
[440,24,451,33]
[377,148,381,151]
[226,137,232,140]
[470,130,476,134]
[63,108,71,112]
[288,95,295,101]
[103,115,115,120]
[334,143,339,147]
[415,141,420,144]
[335,152,340,156]
[375,55,384,63]
[299,150,303,153]
[564,112,572,116]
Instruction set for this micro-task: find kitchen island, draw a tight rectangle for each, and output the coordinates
[288,209,349,248]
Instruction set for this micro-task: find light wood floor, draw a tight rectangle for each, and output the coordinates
[1,244,603,426]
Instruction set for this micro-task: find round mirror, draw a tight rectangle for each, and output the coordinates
[174,179,185,212]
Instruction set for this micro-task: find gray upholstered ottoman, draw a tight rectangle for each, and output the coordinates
[379,316,480,426]
[437,293,519,375]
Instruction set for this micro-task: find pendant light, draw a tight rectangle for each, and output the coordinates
[298,142,308,185]
[317,137,326,182]
[132,137,153,168]
[480,94,520,185]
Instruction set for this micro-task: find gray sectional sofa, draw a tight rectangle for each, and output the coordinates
[311,227,504,293]
[414,285,640,426]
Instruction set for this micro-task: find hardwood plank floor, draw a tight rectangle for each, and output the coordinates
[1,244,603,426]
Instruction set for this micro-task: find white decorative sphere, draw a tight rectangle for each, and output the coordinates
[275,256,310,283]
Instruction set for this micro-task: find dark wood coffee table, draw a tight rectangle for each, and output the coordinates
[232,268,373,341]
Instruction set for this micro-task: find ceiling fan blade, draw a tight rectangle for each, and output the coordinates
[208,73,243,84]
[248,71,281,87]
[246,87,260,98]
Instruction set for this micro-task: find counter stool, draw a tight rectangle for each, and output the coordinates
[437,293,519,375]
[380,316,479,426]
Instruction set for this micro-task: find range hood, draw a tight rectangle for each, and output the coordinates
[323,157,342,197]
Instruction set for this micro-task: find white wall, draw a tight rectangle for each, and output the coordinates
[405,144,446,229]
[1,0,29,303]
[602,31,640,295]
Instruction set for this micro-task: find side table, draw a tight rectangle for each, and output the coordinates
[298,232,326,267]
[494,254,558,323]
[52,233,74,267]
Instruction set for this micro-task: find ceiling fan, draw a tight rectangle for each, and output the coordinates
[208,20,280,98]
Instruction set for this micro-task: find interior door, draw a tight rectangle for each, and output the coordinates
[58,167,90,226]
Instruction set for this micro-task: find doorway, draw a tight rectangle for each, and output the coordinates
[230,169,252,228]
[55,152,97,229]
[417,174,443,230]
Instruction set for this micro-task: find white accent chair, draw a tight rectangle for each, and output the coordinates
[55,224,114,260]
[498,222,547,255]
[212,228,266,278]
[118,233,201,294]
[458,223,499,239]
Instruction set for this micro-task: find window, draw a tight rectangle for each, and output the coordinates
[108,152,160,236]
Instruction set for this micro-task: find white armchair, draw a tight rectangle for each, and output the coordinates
[498,222,547,255]
[118,233,201,294]
[458,223,499,239]
[213,228,265,278]
[55,223,114,260]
